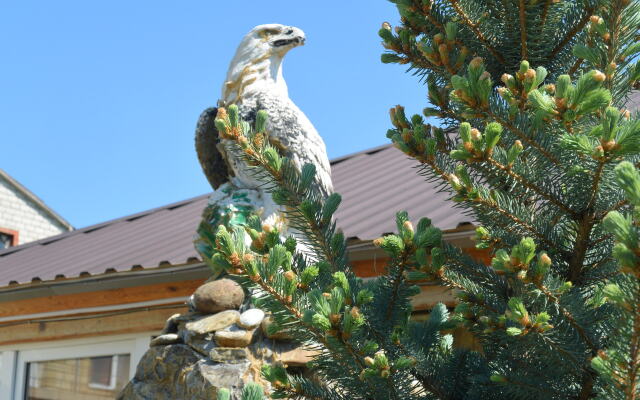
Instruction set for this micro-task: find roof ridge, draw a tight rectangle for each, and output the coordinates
[0,169,74,231]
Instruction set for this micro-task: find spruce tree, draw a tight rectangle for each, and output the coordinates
[593,161,640,399]
[380,0,640,398]
[196,0,640,399]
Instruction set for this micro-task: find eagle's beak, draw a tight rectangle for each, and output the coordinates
[293,28,306,46]
[272,27,305,48]
[273,36,305,48]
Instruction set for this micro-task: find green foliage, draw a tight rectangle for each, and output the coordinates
[196,106,452,399]
[241,382,266,400]
[591,161,640,399]
[195,0,640,399]
[217,382,265,400]
[380,0,640,398]
[216,388,230,400]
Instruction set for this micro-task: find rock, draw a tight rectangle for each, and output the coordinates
[215,326,254,347]
[118,344,250,399]
[185,333,217,357]
[210,347,249,363]
[150,334,181,347]
[192,279,244,313]
[238,308,265,329]
[261,315,291,340]
[174,311,206,323]
[175,312,208,339]
[185,310,240,335]
[161,313,182,334]
[184,332,249,362]
[261,347,273,359]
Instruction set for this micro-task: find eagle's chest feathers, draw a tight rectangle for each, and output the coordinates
[224,90,318,185]
[243,91,315,147]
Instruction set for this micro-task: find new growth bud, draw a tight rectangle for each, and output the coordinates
[592,70,606,82]
[514,140,523,151]
[216,107,228,120]
[469,57,483,69]
[539,253,551,267]
[544,84,555,94]
[255,110,268,133]
[448,174,462,190]
[501,73,514,85]
[524,69,536,80]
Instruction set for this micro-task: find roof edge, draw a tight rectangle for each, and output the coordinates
[0,262,210,301]
[0,169,74,231]
[0,227,477,293]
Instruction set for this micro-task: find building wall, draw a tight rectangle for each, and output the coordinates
[0,176,69,245]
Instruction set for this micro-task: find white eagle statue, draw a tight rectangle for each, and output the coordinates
[195,24,332,233]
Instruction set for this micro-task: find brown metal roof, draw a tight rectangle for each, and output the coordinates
[332,144,470,239]
[0,145,468,287]
[627,90,640,114]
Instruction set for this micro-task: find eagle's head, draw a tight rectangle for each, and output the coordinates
[222,24,305,103]
[252,24,305,55]
[246,24,305,55]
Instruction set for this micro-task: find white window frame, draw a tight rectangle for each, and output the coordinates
[0,333,151,400]
[0,351,17,398]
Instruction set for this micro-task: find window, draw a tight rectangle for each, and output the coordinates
[0,228,17,249]
[10,336,150,400]
[24,354,130,399]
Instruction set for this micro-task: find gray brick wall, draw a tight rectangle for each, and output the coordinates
[0,177,68,245]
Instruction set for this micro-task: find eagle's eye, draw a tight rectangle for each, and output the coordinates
[285,29,293,35]
[262,28,281,36]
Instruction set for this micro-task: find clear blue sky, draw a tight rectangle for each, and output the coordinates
[0,1,432,228]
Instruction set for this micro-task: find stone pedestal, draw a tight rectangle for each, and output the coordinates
[118,281,315,399]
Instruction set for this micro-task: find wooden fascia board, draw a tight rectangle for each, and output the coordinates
[0,279,204,320]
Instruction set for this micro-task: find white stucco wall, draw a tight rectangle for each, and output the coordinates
[0,176,69,245]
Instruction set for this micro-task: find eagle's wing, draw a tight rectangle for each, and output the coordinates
[195,107,234,189]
